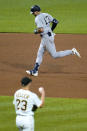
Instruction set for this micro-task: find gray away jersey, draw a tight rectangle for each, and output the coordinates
[35,13,54,35]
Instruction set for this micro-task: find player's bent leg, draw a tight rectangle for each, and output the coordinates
[51,50,73,58]
[47,41,72,58]
[46,37,81,58]
[51,48,81,58]
[46,39,72,58]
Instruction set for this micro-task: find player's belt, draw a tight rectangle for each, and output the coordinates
[47,32,52,36]
[40,32,52,37]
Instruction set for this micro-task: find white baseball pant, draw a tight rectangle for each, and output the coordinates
[16,115,34,131]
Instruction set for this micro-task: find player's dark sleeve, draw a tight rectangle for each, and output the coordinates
[32,105,38,112]
[51,19,59,31]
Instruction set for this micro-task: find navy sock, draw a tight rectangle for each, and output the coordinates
[34,63,39,71]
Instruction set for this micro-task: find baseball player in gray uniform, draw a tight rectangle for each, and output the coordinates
[26,5,81,76]
[13,77,45,131]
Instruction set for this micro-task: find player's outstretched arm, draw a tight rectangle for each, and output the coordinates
[39,87,45,107]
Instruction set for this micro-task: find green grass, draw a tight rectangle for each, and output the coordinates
[0,0,87,33]
[0,96,87,131]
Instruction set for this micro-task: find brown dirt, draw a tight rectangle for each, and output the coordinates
[0,33,87,98]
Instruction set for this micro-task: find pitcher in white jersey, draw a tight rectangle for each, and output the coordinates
[26,5,81,76]
[13,77,45,131]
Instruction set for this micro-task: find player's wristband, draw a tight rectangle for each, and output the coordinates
[51,19,59,31]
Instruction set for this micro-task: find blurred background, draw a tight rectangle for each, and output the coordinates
[0,0,87,33]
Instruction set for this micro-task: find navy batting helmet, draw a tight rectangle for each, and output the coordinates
[30,5,41,14]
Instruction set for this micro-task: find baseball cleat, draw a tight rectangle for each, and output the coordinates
[26,70,38,76]
[72,48,81,58]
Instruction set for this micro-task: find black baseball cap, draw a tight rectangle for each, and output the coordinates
[21,77,32,86]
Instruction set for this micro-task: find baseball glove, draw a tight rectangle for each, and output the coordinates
[32,105,38,112]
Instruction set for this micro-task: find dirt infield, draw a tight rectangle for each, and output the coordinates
[0,33,87,98]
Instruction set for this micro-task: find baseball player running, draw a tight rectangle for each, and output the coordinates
[13,77,45,131]
[26,5,81,76]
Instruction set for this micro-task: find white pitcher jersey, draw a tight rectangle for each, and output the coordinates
[35,13,54,35]
[13,89,42,116]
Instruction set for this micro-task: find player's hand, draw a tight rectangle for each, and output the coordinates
[34,29,38,34]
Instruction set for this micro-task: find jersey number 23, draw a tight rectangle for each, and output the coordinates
[16,99,27,111]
